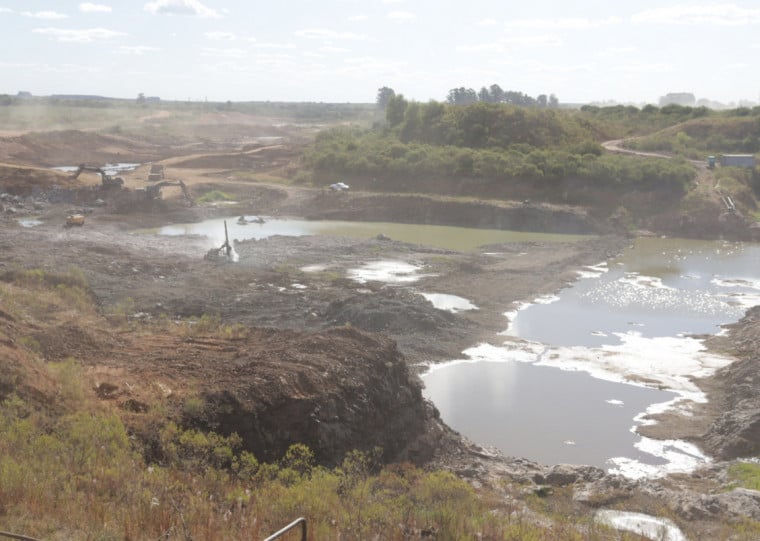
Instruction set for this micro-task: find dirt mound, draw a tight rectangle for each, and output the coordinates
[0,130,165,167]
[0,163,76,193]
[175,327,440,465]
[170,145,299,174]
[325,288,458,333]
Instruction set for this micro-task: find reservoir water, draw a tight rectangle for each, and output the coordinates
[148,218,759,476]
[148,217,588,252]
[422,237,760,477]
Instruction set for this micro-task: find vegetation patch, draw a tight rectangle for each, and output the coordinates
[195,190,237,203]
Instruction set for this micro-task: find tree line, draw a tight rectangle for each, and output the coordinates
[377,85,559,108]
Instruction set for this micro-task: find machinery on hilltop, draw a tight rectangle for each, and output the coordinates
[69,164,125,189]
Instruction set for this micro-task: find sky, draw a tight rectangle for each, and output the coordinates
[2,0,760,105]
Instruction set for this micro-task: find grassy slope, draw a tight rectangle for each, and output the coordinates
[0,268,637,541]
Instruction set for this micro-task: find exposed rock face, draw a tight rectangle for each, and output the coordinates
[190,327,442,466]
[665,487,760,522]
[702,307,760,459]
[534,464,606,487]
[573,475,640,506]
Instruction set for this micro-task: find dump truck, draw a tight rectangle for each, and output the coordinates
[64,214,85,227]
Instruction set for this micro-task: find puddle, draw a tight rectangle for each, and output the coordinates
[18,218,43,227]
[53,163,140,175]
[347,260,429,284]
[595,510,688,541]
[420,293,477,313]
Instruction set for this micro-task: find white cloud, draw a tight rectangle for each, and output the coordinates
[388,10,416,22]
[118,45,159,54]
[0,8,14,13]
[613,62,673,74]
[458,34,562,53]
[320,46,349,53]
[79,3,112,13]
[201,47,247,59]
[632,3,760,25]
[505,16,622,29]
[144,0,220,18]
[251,42,297,50]
[295,29,367,40]
[477,18,498,26]
[456,42,505,53]
[0,62,96,74]
[205,31,235,40]
[596,46,637,57]
[33,27,125,42]
[22,11,68,20]
[348,14,368,21]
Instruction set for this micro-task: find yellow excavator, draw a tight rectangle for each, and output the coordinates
[69,164,124,188]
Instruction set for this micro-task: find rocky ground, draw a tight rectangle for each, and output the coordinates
[2,125,760,538]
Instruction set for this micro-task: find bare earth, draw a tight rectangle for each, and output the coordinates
[1,123,759,538]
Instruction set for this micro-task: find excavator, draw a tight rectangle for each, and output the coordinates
[69,164,124,189]
[142,180,193,205]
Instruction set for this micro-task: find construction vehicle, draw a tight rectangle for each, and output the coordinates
[143,180,192,205]
[64,214,85,227]
[70,164,125,189]
[205,220,234,260]
[148,164,165,182]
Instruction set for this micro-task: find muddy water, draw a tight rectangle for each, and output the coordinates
[422,238,760,476]
[147,217,588,252]
[424,360,676,468]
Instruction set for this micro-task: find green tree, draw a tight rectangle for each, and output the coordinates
[446,87,478,105]
[376,86,395,110]
[386,94,408,127]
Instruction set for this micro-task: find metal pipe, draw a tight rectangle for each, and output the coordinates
[263,517,307,541]
[0,531,42,541]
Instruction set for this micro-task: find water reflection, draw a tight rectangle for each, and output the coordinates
[423,237,760,475]
[146,217,589,252]
[423,360,674,469]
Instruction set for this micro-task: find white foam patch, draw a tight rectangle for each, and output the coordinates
[420,293,477,313]
[291,283,307,289]
[606,399,624,406]
[529,333,732,404]
[608,438,710,480]
[534,294,560,305]
[468,333,730,398]
[347,260,430,284]
[595,510,688,541]
[619,272,674,290]
[577,261,609,279]
[300,264,328,272]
